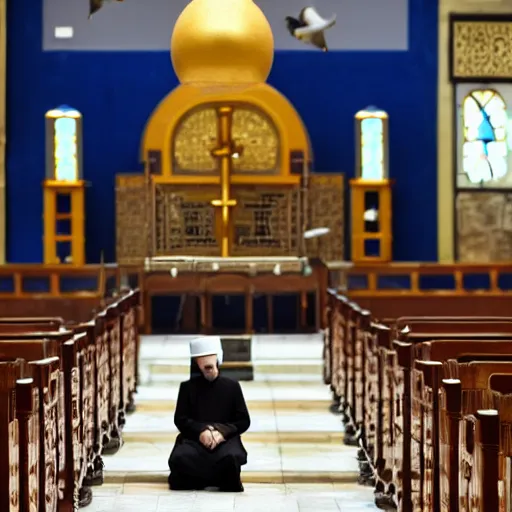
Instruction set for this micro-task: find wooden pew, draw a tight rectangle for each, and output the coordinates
[0,288,141,511]
[440,362,512,512]
[0,359,23,512]
[358,321,391,486]
[324,303,512,505]
[389,333,512,511]
[324,291,512,512]
[327,295,393,485]
[414,342,512,512]
[330,299,370,442]
[0,317,64,326]
[326,292,351,414]
[0,336,87,511]
[29,356,62,512]
[0,347,62,512]
[16,376,40,512]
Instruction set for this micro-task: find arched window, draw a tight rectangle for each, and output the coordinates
[461,89,508,186]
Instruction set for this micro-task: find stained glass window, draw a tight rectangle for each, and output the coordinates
[361,118,384,180]
[460,89,509,187]
[54,117,78,181]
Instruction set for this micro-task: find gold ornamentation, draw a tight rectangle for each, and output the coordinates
[173,108,217,173]
[306,175,344,261]
[231,188,299,256]
[456,192,512,261]
[173,104,279,174]
[452,19,512,79]
[154,184,219,256]
[170,0,274,88]
[232,108,279,173]
[210,106,237,257]
[115,175,149,264]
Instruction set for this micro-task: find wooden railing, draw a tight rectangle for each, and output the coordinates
[0,264,144,298]
[347,263,512,296]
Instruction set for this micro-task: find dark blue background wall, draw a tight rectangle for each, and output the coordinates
[7,0,438,263]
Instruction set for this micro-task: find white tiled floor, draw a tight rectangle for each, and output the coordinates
[85,483,376,511]
[83,334,377,511]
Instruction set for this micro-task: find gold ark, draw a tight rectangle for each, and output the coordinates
[115,83,345,264]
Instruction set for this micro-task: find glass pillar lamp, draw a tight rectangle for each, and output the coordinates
[350,106,393,262]
[43,106,86,265]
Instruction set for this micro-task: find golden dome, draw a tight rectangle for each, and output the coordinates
[170,0,274,88]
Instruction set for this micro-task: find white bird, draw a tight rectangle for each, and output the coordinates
[286,7,336,52]
[363,208,379,222]
[304,227,331,239]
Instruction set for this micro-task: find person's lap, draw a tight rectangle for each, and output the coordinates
[168,437,247,491]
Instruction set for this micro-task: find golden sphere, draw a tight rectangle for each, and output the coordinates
[170,0,274,87]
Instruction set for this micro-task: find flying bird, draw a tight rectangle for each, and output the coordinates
[89,0,124,19]
[286,7,336,52]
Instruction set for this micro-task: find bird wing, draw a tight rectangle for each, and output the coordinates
[311,31,328,51]
[298,7,308,25]
[89,0,103,17]
[294,17,336,37]
[285,16,305,36]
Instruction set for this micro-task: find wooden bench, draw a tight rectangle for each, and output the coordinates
[440,362,512,512]
[390,339,512,511]
[324,294,512,511]
[0,288,140,511]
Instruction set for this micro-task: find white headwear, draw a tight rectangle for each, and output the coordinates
[190,336,224,365]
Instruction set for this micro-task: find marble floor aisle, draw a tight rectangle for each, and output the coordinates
[83,334,377,511]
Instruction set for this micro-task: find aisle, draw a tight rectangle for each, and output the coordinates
[84,334,377,511]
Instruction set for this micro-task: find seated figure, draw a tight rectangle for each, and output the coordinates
[168,336,250,492]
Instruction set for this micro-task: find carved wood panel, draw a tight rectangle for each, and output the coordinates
[456,191,512,261]
[306,174,345,261]
[230,187,299,256]
[154,184,220,256]
[451,16,512,80]
[115,174,149,264]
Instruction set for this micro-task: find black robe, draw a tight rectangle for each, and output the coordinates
[168,374,250,487]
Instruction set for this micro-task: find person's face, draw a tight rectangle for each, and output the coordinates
[196,354,219,381]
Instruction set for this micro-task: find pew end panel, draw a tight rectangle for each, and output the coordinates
[15,377,39,512]
[0,360,24,512]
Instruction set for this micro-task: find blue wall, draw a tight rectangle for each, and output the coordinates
[7,0,438,263]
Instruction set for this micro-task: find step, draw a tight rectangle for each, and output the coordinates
[122,431,344,444]
[132,383,333,412]
[102,441,359,484]
[124,410,343,436]
[103,470,360,485]
[139,333,324,363]
[141,360,323,376]
[143,373,324,384]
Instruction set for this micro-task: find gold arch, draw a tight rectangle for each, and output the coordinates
[172,103,280,175]
[141,82,311,180]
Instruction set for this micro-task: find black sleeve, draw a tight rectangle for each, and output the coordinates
[174,382,209,440]
[213,381,251,439]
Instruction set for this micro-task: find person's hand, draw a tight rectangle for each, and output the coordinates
[211,430,225,447]
[199,429,214,449]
